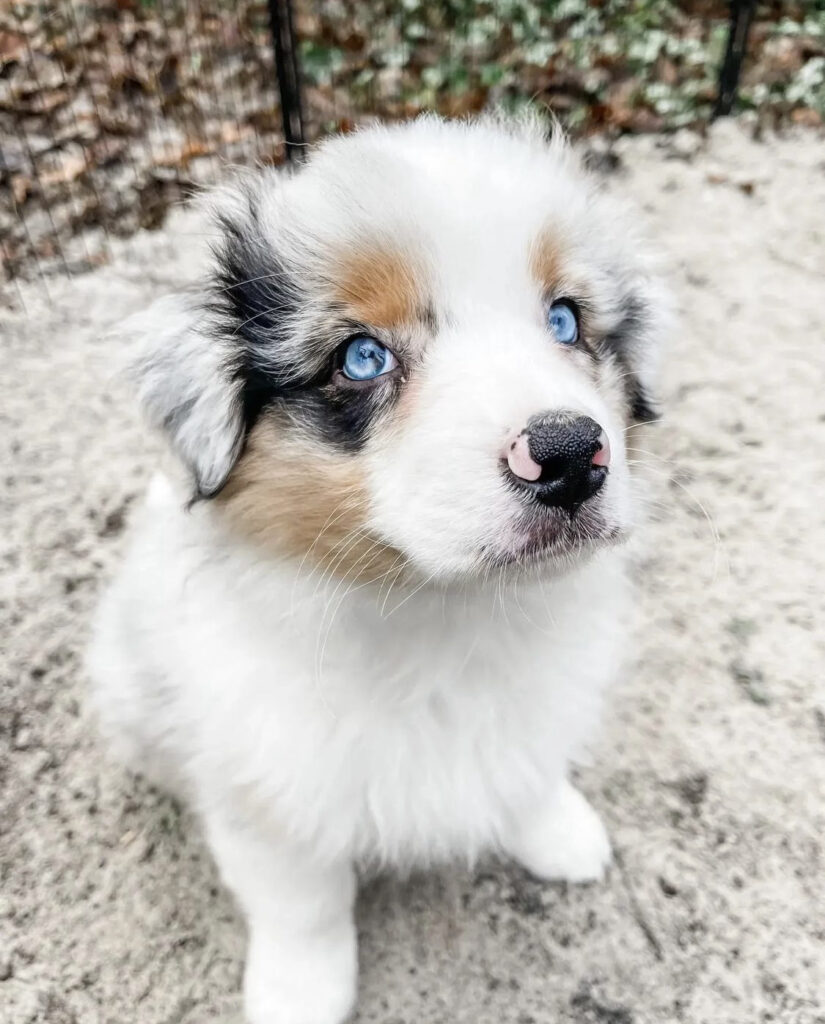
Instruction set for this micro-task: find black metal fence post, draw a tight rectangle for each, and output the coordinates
[714,0,757,117]
[268,0,306,161]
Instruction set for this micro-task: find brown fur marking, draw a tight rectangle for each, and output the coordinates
[529,230,566,295]
[217,414,406,583]
[333,247,422,327]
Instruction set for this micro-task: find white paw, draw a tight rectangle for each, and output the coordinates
[244,924,357,1024]
[508,779,612,883]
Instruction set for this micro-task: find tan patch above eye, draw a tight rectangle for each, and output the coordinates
[332,246,423,328]
[217,414,407,584]
[529,229,567,295]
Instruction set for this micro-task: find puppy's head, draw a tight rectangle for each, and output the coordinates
[133,116,668,583]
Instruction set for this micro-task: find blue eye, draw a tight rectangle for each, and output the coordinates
[547,301,579,345]
[340,336,398,381]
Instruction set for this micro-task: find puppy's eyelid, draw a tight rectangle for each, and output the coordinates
[329,364,404,392]
[544,292,588,313]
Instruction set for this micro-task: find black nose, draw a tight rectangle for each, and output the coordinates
[518,413,608,511]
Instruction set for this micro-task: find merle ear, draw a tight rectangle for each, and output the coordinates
[602,277,671,424]
[603,293,660,422]
[126,174,303,498]
[127,291,245,498]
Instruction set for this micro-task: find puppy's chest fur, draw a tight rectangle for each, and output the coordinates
[97,481,628,867]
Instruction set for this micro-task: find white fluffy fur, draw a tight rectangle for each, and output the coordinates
[88,115,666,1024]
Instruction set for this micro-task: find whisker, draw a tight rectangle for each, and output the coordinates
[383,568,439,619]
[290,494,365,608]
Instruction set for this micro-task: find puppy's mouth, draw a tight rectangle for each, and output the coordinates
[480,506,625,571]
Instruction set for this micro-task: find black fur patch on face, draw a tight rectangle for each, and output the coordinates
[626,379,659,423]
[600,294,659,422]
[210,189,303,434]
[209,189,401,458]
[283,373,404,452]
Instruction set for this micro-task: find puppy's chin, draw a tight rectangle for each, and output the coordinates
[385,508,627,587]
[477,506,628,575]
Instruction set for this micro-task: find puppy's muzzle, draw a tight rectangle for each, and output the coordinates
[505,412,610,512]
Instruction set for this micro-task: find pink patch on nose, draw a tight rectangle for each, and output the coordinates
[507,433,542,482]
[592,431,611,468]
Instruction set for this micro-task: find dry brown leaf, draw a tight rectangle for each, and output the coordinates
[11,173,31,205]
[0,29,26,62]
[40,152,86,187]
[790,107,822,128]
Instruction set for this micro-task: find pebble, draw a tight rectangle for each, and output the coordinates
[12,727,32,751]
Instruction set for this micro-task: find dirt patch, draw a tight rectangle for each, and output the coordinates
[1,118,824,1023]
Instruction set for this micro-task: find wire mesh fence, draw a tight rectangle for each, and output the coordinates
[1,0,287,283]
[2,1,824,292]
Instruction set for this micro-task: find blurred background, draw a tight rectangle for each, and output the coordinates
[2,1,824,288]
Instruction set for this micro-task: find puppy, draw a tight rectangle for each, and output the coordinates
[88,115,667,1024]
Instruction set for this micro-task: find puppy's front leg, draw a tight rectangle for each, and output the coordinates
[205,810,357,1024]
[507,777,612,884]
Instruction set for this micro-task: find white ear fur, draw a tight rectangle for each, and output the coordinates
[126,292,244,497]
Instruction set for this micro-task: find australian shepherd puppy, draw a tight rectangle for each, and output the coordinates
[88,115,668,1024]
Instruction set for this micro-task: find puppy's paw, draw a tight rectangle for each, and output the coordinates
[508,779,611,884]
[244,925,357,1024]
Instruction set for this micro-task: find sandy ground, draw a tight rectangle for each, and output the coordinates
[1,119,824,1024]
